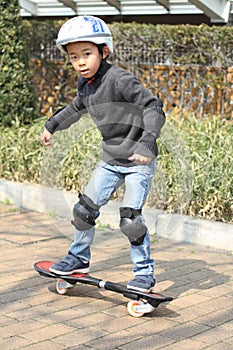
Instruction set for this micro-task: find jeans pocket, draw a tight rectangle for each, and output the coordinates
[130,160,156,177]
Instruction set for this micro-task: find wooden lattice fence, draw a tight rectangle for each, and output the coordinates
[137,64,233,119]
[31,59,233,120]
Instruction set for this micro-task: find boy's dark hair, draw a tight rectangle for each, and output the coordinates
[97,43,108,57]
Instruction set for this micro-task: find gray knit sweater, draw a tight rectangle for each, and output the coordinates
[45,60,166,166]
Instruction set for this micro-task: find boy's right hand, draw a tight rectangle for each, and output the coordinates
[40,128,53,147]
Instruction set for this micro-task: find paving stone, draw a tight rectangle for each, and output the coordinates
[18,340,65,350]
[86,329,142,350]
[0,336,34,350]
[22,323,77,342]
[191,324,233,345]
[52,327,107,348]
[118,333,175,350]
[156,338,207,350]
[0,319,45,339]
[158,320,211,341]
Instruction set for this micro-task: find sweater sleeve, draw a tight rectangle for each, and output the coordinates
[117,72,166,157]
[45,94,86,134]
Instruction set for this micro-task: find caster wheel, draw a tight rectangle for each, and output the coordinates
[56,279,73,295]
[127,300,145,317]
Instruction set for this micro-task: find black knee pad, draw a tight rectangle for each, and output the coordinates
[119,207,147,246]
[72,194,100,231]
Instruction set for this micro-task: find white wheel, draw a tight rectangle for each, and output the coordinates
[127,300,145,317]
[56,279,73,295]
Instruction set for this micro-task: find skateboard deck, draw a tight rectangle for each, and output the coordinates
[34,261,173,317]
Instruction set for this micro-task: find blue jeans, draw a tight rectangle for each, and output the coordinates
[69,160,156,276]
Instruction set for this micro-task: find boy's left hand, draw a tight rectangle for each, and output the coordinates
[128,153,153,164]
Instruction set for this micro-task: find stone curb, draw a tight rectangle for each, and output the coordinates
[0,179,232,251]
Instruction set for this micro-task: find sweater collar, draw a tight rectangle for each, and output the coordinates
[78,59,112,96]
[87,59,112,85]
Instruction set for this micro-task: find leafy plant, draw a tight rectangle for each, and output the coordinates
[180,116,233,222]
[0,116,232,223]
[0,0,37,126]
[22,20,233,67]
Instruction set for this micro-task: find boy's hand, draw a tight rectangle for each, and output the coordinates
[40,129,53,147]
[128,153,153,164]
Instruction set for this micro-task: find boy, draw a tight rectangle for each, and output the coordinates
[40,15,166,292]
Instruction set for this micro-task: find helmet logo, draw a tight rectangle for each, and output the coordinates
[83,16,105,34]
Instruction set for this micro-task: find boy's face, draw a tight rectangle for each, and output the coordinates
[66,41,109,79]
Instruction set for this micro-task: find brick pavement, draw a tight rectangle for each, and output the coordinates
[0,202,233,350]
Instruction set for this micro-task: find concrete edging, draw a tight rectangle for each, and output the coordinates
[0,179,232,251]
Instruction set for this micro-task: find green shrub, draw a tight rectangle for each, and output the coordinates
[110,22,233,67]
[23,20,233,67]
[0,116,232,223]
[179,116,232,222]
[151,116,232,223]
[0,119,44,183]
[0,0,37,127]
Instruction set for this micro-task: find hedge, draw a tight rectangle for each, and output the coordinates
[0,0,37,127]
[23,20,233,67]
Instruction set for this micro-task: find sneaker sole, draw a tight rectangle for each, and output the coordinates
[49,267,90,275]
[127,285,154,293]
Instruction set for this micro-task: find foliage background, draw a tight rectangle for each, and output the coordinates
[0,0,37,126]
[22,20,233,67]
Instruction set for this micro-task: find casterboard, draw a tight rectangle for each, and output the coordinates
[34,261,173,317]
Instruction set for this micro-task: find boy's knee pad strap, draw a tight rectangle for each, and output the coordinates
[119,207,147,246]
[72,193,100,231]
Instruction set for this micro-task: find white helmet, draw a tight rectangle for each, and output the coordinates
[56,15,113,54]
